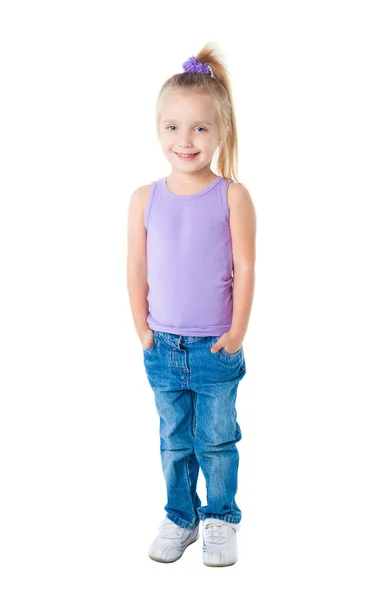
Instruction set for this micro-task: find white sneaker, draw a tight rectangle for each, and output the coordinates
[202,518,240,567]
[148,518,199,563]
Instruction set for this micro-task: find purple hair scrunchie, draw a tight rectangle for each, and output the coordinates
[182,56,212,76]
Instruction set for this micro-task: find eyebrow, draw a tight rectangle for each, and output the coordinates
[161,119,213,126]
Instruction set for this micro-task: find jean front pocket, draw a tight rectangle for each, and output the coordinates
[219,345,243,359]
[211,335,243,362]
[218,344,246,377]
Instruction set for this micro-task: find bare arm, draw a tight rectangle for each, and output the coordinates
[126,186,150,338]
[228,183,257,341]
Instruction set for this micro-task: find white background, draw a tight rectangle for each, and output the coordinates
[1,1,387,598]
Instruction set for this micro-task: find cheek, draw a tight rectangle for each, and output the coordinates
[163,137,173,148]
[160,138,171,150]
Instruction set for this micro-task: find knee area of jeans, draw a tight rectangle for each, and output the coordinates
[160,445,194,453]
[194,430,242,452]
[194,441,240,455]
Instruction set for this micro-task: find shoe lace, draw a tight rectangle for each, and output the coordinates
[205,522,233,543]
[160,520,184,538]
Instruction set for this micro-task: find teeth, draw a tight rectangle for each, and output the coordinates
[177,153,196,157]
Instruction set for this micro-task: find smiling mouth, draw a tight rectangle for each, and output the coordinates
[174,152,200,157]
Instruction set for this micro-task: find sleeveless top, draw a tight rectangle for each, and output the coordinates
[144,175,233,336]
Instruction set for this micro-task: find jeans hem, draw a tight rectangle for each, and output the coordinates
[199,514,241,524]
[166,512,200,529]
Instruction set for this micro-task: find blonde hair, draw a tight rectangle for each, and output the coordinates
[156,42,240,183]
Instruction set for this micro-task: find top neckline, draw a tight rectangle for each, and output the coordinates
[163,175,222,200]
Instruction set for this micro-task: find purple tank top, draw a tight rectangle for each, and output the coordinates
[144,175,233,336]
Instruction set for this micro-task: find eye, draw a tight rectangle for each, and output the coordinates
[165,125,207,132]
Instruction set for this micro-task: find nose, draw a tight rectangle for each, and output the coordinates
[178,134,194,149]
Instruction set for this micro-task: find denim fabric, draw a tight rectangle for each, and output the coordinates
[143,330,247,529]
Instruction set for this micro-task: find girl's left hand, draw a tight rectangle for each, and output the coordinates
[210,332,243,355]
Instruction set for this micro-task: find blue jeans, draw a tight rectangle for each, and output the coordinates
[143,330,247,529]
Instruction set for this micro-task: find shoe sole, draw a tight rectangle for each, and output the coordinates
[149,532,199,563]
[203,560,238,567]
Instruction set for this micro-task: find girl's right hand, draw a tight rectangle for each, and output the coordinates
[140,327,154,350]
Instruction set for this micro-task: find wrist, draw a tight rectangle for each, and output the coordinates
[229,328,245,343]
[136,324,151,336]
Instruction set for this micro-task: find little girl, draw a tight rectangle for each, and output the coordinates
[127,42,256,567]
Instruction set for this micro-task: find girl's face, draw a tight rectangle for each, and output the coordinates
[158,91,221,175]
